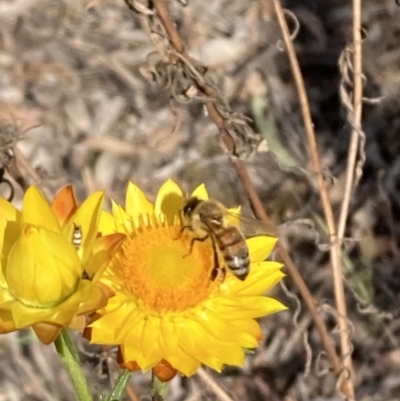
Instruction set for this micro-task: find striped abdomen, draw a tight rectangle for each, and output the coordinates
[213,225,250,280]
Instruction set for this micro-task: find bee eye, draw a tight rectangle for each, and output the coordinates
[183,204,192,215]
[183,197,199,215]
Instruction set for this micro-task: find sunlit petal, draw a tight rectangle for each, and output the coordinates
[22,186,60,232]
[248,236,278,262]
[126,182,154,222]
[190,184,209,200]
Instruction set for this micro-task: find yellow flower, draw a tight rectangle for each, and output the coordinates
[0,185,124,344]
[89,179,286,380]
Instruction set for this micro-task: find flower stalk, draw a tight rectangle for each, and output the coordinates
[106,370,131,401]
[151,374,168,401]
[54,329,93,401]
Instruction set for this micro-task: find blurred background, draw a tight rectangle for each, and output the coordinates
[0,0,400,400]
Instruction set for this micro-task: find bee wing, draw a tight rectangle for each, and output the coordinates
[224,209,278,238]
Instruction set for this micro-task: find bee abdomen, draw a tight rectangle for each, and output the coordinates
[217,230,243,250]
[224,251,250,280]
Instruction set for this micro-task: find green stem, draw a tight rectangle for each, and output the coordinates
[151,374,168,401]
[54,328,93,401]
[107,370,131,401]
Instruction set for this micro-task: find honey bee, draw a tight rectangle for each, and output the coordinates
[181,197,277,281]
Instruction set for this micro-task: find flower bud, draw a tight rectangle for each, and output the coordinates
[6,225,81,308]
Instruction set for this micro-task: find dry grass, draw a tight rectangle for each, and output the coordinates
[1,0,400,400]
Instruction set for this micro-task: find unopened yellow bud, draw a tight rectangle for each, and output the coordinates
[6,225,81,308]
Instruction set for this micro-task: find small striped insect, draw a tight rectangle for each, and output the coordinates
[72,223,83,250]
[180,197,277,281]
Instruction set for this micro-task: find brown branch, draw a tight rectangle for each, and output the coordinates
[271,0,354,398]
[148,0,347,393]
[151,0,185,53]
[336,0,364,395]
[230,159,344,382]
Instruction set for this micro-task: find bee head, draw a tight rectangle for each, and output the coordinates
[183,197,202,217]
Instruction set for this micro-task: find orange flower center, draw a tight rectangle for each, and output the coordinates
[122,221,221,313]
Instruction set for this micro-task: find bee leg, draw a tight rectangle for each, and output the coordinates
[210,237,226,281]
[182,235,209,258]
[211,266,226,281]
[174,225,193,240]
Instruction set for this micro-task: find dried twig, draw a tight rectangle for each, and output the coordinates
[12,146,54,201]
[335,0,364,395]
[337,1,365,239]
[140,0,347,396]
[271,0,354,398]
[196,368,235,401]
[126,384,141,401]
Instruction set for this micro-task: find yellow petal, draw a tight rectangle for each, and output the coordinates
[123,319,162,371]
[251,260,284,274]
[117,310,147,343]
[90,295,136,343]
[190,184,209,200]
[206,338,244,367]
[0,267,8,294]
[11,279,106,331]
[111,201,131,232]
[154,179,183,224]
[0,197,19,223]
[249,296,288,316]
[160,318,200,376]
[139,316,163,370]
[6,226,81,308]
[99,210,117,235]
[247,236,278,262]
[204,294,287,319]
[0,309,17,333]
[175,318,223,372]
[125,182,154,222]
[230,319,262,342]
[119,346,144,371]
[222,262,284,295]
[86,233,125,281]
[0,220,20,266]
[75,280,109,316]
[21,186,60,232]
[0,199,20,264]
[90,314,120,343]
[73,191,105,247]
[192,308,259,348]
[0,285,15,305]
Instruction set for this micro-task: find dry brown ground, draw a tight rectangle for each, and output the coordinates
[1,0,400,400]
